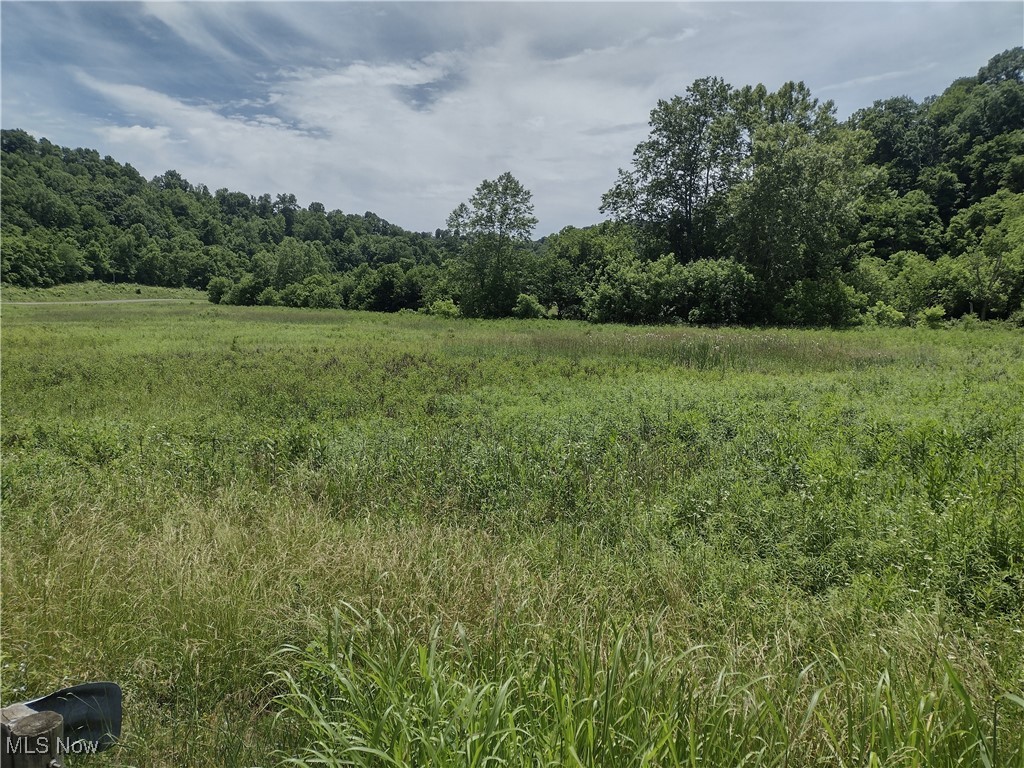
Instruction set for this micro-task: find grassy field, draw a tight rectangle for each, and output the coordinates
[1,280,206,303]
[1,296,1022,767]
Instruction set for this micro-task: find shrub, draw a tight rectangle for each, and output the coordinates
[782,273,863,327]
[279,282,309,308]
[955,312,980,330]
[582,254,678,324]
[917,304,947,329]
[512,293,546,319]
[205,276,233,304]
[846,256,893,306]
[865,301,906,327]
[888,251,940,316]
[305,276,342,309]
[677,259,758,325]
[256,287,281,306]
[225,273,259,306]
[425,298,461,318]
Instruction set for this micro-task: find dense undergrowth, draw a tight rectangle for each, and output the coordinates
[1,299,1022,766]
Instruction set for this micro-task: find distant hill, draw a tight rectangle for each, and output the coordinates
[3,47,1022,325]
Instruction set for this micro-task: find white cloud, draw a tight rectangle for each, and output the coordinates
[6,2,1023,234]
[141,3,241,64]
[76,72,331,200]
[98,124,175,148]
[73,30,663,232]
[819,62,940,93]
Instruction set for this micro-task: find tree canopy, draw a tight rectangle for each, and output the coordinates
[446,172,538,317]
[3,48,1023,326]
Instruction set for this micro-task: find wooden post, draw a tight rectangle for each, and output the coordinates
[1,704,63,768]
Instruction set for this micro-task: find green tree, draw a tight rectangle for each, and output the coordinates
[600,77,740,260]
[446,172,537,317]
[274,193,299,237]
[859,189,943,259]
[535,223,639,318]
[274,238,330,289]
[725,117,873,317]
[928,48,1024,206]
[676,259,758,324]
[945,193,1024,319]
[886,250,941,317]
[206,276,233,304]
[848,96,935,195]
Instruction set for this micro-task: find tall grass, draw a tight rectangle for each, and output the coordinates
[276,606,1023,768]
[1,299,1022,766]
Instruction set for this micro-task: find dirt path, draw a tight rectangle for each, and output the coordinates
[2,298,197,306]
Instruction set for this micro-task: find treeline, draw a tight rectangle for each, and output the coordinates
[592,47,1024,325]
[0,133,451,309]
[2,48,1022,326]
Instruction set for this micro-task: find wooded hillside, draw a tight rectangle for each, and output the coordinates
[3,48,1022,325]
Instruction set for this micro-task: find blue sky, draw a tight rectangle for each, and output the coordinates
[2,2,1021,235]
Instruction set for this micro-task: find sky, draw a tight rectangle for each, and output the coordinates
[2,3,1022,235]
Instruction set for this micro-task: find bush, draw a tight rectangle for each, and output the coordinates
[305,277,342,309]
[225,273,259,306]
[887,251,941,316]
[512,293,546,319]
[677,259,758,324]
[954,312,980,330]
[256,287,281,306]
[582,254,678,324]
[846,256,893,307]
[425,298,461,318]
[865,301,906,327]
[206,276,233,304]
[781,274,862,327]
[279,282,309,308]
[917,304,947,329]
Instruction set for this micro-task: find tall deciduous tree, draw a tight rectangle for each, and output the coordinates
[446,172,538,317]
[849,96,936,195]
[604,77,873,320]
[725,118,873,317]
[601,76,741,261]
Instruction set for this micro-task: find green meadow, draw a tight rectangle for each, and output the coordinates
[1,297,1022,767]
[1,280,206,303]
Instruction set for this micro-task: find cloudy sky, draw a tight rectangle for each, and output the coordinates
[2,2,1021,234]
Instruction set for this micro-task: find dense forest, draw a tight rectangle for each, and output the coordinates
[2,48,1022,326]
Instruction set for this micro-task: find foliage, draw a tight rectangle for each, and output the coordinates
[676,258,758,324]
[534,223,638,318]
[600,76,740,260]
[849,96,935,196]
[424,297,461,318]
[917,304,948,328]
[206,275,232,304]
[0,129,447,306]
[864,301,907,327]
[278,606,1024,768]
[446,172,538,317]
[780,272,863,327]
[3,48,1024,324]
[858,189,944,259]
[512,292,546,319]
